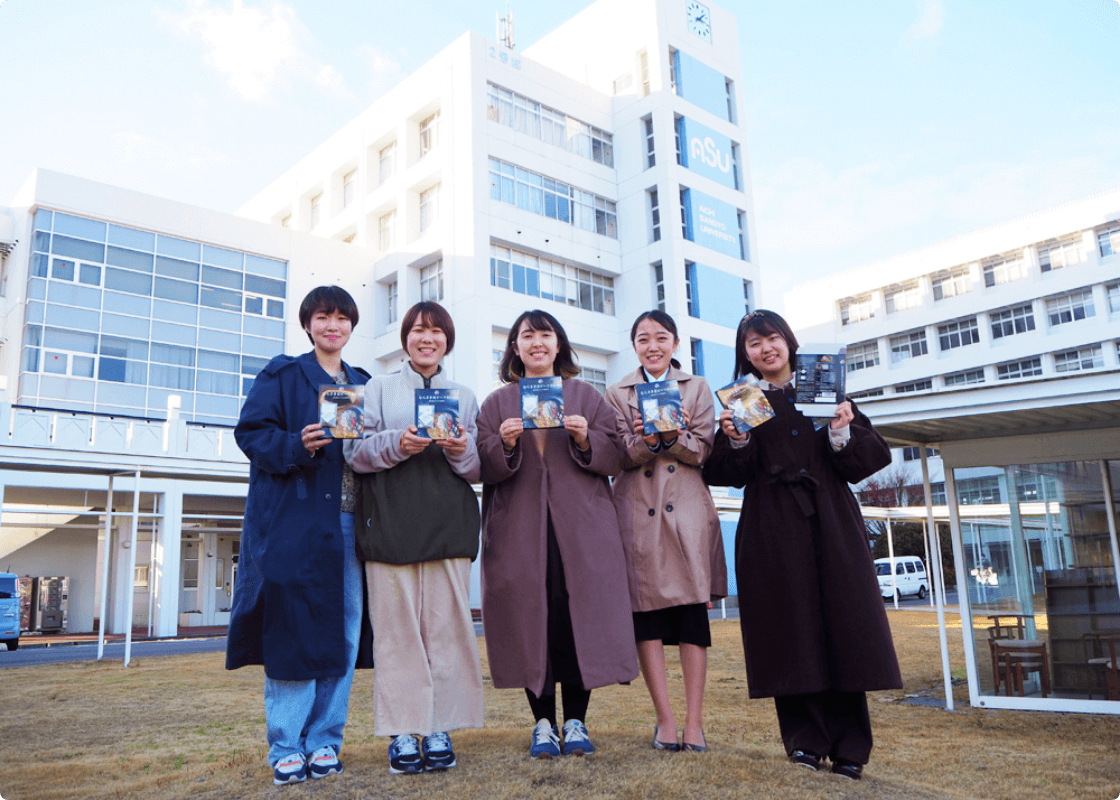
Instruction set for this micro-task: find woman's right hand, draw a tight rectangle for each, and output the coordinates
[632,415,660,447]
[302,423,331,454]
[499,417,524,451]
[400,425,432,455]
[718,409,747,442]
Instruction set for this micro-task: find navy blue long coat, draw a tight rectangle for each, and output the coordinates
[226,351,373,680]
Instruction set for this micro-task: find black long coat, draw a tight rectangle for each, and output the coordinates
[702,392,901,698]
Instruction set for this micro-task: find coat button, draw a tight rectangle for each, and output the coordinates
[648,508,656,516]
[325,493,332,499]
[791,429,799,437]
[666,504,674,512]
[788,396,795,403]
[366,518,372,528]
[644,470,653,478]
[667,465,676,473]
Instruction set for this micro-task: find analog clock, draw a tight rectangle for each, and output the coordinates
[687,0,712,42]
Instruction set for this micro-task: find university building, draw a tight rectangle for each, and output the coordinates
[0,0,755,639]
[788,189,1120,712]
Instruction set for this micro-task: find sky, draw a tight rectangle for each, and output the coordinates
[1,0,1118,312]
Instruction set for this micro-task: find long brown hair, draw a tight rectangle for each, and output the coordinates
[499,310,580,383]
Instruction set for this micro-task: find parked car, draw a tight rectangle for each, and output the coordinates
[0,573,20,651]
[874,556,929,601]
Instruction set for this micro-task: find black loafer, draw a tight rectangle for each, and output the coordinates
[830,760,863,780]
[789,750,822,770]
[652,725,680,752]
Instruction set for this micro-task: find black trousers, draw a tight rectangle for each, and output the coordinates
[773,689,873,765]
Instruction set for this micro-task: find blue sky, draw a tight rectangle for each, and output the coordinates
[1,0,1118,310]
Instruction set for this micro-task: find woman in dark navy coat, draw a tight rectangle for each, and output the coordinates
[226,286,372,786]
[702,310,900,781]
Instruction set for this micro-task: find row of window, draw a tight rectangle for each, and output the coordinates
[488,158,617,239]
[490,245,615,315]
[847,285,1116,371]
[849,342,1114,398]
[640,116,741,191]
[384,261,443,326]
[839,223,1119,325]
[487,83,613,167]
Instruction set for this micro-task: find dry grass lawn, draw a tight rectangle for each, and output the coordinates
[2,611,1119,799]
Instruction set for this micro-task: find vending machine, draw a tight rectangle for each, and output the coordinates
[32,577,70,633]
[17,576,34,631]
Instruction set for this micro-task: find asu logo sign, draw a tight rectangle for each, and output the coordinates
[690,136,732,174]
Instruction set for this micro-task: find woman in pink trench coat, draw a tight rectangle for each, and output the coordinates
[478,310,639,760]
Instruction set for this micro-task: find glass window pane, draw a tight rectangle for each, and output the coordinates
[104,267,153,296]
[51,235,105,263]
[202,245,243,270]
[244,296,263,315]
[31,252,49,277]
[46,304,99,331]
[107,246,154,273]
[72,355,95,378]
[44,328,97,353]
[151,321,197,346]
[34,209,53,231]
[243,315,283,339]
[79,264,101,286]
[49,281,101,309]
[155,256,199,281]
[154,277,199,304]
[156,235,201,261]
[244,273,285,298]
[244,254,286,280]
[53,213,106,242]
[198,327,240,351]
[43,352,68,374]
[151,342,195,365]
[196,370,238,395]
[200,285,241,312]
[51,258,75,281]
[99,336,149,360]
[198,350,238,371]
[266,299,284,318]
[103,290,151,317]
[242,335,283,359]
[152,299,198,325]
[199,307,240,332]
[100,313,150,339]
[242,355,269,376]
[107,225,155,252]
[202,265,243,289]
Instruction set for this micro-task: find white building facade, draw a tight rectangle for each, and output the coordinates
[0,0,758,638]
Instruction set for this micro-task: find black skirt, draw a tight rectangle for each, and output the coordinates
[632,602,711,647]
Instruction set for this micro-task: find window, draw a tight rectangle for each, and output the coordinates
[889,330,928,363]
[996,357,1043,381]
[957,476,1001,505]
[488,158,617,239]
[932,266,971,300]
[653,262,665,312]
[944,369,985,387]
[419,111,439,157]
[649,189,660,242]
[280,215,291,228]
[1046,288,1095,326]
[1054,345,1103,373]
[342,170,357,208]
[743,279,752,315]
[379,210,395,251]
[982,253,1025,287]
[668,48,678,94]
[930,483,947,505]
[1038,237,1082,272]
[486,83,613,166]
[847,341,879,372]
[840,294,874,325]
[1098,224,1120,257]
[489,245,614,315]
[738,212,748,261]
[420,260,443,302]
[690,339,701,375]
[644,117,656,169]
[341,232,356,244]
[580,367,607,394]
[884,281,921,314]
[387,281,398,324]
[938,317,979,351]
[310,194,322,228]
[419,185,439,233]
[685,261,696,317]
[848,388,885,400]
[990,303,1035,339]
[1109,283,1120,313]
[640,50,651,97]
[726,78,736,123]
[894,379,932,394]
[674,116,683,165]
[134,564,149,591]
[679,188,688,238]
[379,142,396,183]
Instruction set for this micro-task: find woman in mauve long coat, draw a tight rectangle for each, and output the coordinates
[478,309,638,759]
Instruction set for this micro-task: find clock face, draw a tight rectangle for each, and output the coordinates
[687,0,712,42]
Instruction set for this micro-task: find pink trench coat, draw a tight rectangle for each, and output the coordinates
[477,378,640,695]
[606,367,727,612]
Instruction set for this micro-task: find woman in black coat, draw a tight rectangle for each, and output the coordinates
[702,310,900,781]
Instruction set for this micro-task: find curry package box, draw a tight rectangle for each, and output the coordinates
[716,376,775,434]
[520,376,564,429]
[415,388,461,439]
[636,379,685,435]
[318,385,364,438]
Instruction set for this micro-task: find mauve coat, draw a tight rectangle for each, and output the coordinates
[477,378,639,694]
[702,394,901,698]
[606,367,727,612]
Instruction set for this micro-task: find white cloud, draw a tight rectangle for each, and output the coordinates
[160,0,356,104]
[358,44,406,99]
[904,0,944,41]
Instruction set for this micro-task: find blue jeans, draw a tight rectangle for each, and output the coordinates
[265,512,362,765]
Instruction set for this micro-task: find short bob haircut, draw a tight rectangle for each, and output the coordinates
[499,309,580,383]
[400,300,456,355]
[733,309,800,380]
[629,309,682,371]
[298,286,360,344]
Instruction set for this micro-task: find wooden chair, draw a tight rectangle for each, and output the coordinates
[987,625,1018,695]
[1085,635,1120,701]
[992,639,1050,698]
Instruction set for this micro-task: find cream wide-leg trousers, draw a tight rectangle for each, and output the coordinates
[365,557,485,737]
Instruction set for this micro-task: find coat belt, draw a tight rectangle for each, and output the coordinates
[766,466,819,518]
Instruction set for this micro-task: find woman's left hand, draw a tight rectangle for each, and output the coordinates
[830,401,854,430]
[435,431,469,457]
[564,414,590,451]
[661,408,691,444]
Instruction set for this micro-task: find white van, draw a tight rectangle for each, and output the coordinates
[874,556,929,601]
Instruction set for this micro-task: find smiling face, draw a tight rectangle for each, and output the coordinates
[633,318,679,379]
[743,326,792,385]
[305,309,352,360]
[516,319,559,378]
[406,315,448,377]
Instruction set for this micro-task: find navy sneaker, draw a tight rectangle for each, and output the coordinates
[561,719,595,756]
[272,752,307,785]
[307,745,342,779]
[388,734,423,774]
[422,732,457,771]
[530,719,561,760]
